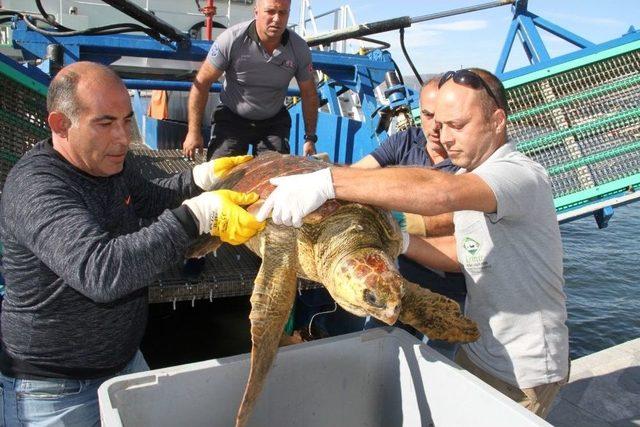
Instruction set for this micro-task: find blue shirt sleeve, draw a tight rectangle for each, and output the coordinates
[370,130,411,166]
[370,128,431,167]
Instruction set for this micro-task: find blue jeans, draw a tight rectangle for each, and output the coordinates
[0,350,148,427]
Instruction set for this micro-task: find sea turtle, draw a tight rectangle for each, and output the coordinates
[186,152,479,427]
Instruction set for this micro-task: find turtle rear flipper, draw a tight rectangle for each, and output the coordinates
[236,224,298,427]
[399,280,480,343]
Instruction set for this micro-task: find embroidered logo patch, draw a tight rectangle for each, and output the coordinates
[463,237,480,255]
[210,42,220,58]
[284,59,295,69]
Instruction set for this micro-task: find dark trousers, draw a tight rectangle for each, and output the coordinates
[206,105,291,160]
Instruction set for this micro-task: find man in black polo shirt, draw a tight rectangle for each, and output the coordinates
[183,0,319,160]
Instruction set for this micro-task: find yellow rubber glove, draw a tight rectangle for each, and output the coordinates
[192,155,253,190]
[211,190,266,244]
[182,190,266,245]
[404,212,427,236]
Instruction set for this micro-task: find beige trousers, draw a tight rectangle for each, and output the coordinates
[455,348,566,419]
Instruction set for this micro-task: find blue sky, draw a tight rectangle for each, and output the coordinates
[289,0,640,76]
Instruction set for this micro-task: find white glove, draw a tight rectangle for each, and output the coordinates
[401,231,411,254]
[255,168,335,228]
[183,192,222,235]
[192,155,253,191]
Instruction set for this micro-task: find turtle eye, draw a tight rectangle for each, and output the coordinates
[363,289,382,307]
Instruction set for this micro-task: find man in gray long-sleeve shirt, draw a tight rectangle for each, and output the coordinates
[0,61,264,426]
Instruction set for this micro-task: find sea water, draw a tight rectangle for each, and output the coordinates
[562,203,640,359]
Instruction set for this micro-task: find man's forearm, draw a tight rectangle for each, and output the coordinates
[424,212,455,237]
[405,234,460,273]
[331,166,453,216]
[301,91,318,135]
[187,81,210,132]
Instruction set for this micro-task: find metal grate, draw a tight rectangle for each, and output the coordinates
[126,146,261,301]
[0,72,49,191]
[506,48,640,211]
[147,245,263,303]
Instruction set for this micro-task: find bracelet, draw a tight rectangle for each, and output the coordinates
[304,133,318,143]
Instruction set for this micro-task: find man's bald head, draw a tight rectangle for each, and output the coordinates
[465,68,509,117]
[47,62,133,177]
[47,62,124,123]
[421,75,441,91]
[256,0,291,7]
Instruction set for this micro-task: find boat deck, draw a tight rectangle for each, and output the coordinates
[547,338,640,426]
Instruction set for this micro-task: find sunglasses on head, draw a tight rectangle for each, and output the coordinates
[439,69,502,110]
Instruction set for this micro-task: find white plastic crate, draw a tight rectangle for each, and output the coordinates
[98,328,551,427]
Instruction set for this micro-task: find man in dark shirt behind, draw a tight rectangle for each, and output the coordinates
[353,77,467,353]
[0,61,264,426]
[297,78,466,349]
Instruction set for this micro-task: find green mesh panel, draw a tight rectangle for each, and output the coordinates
[0,67,49,191]
[505,47,640,212]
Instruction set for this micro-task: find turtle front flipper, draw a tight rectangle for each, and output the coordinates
[399,280,480,343]
[185,234,223,259]
[236,224,298,427]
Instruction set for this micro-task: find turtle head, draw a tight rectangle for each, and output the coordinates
[327,248,404,325]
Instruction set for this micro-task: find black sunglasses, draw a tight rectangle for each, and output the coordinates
[439,69,502,110]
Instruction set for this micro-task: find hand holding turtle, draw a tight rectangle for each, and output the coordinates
[256,168,335,227]
[303,140,316,156]
[192,155,254,190]
[182,190,265,244]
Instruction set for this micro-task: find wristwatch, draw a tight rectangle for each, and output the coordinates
[304,133,318,143]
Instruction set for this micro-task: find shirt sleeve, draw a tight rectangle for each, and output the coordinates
[206,27,234,71]
[370,130,418,167]
[370,132,403,167]
[472,157,551,222]
[124,165,201,219]
[293,37,313,82]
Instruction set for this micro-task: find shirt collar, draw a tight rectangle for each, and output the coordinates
[246,20,290,46]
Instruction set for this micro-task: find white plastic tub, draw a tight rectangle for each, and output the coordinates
[98,328,550,427]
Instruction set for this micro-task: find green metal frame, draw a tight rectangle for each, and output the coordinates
[516,108,640,152]
[554,173,640,212]
[0,58,48,97]
[502,39,640,89]
[509,74,640,122]
[504,39,640,217]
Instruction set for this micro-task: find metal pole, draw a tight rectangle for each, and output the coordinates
[306,0,514,47]
[122,79,302,96]
[298,0,306,37]
[306,16,412,47]
[204,0,215,41]
[411,0,514,24]
[100,0,189,45]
